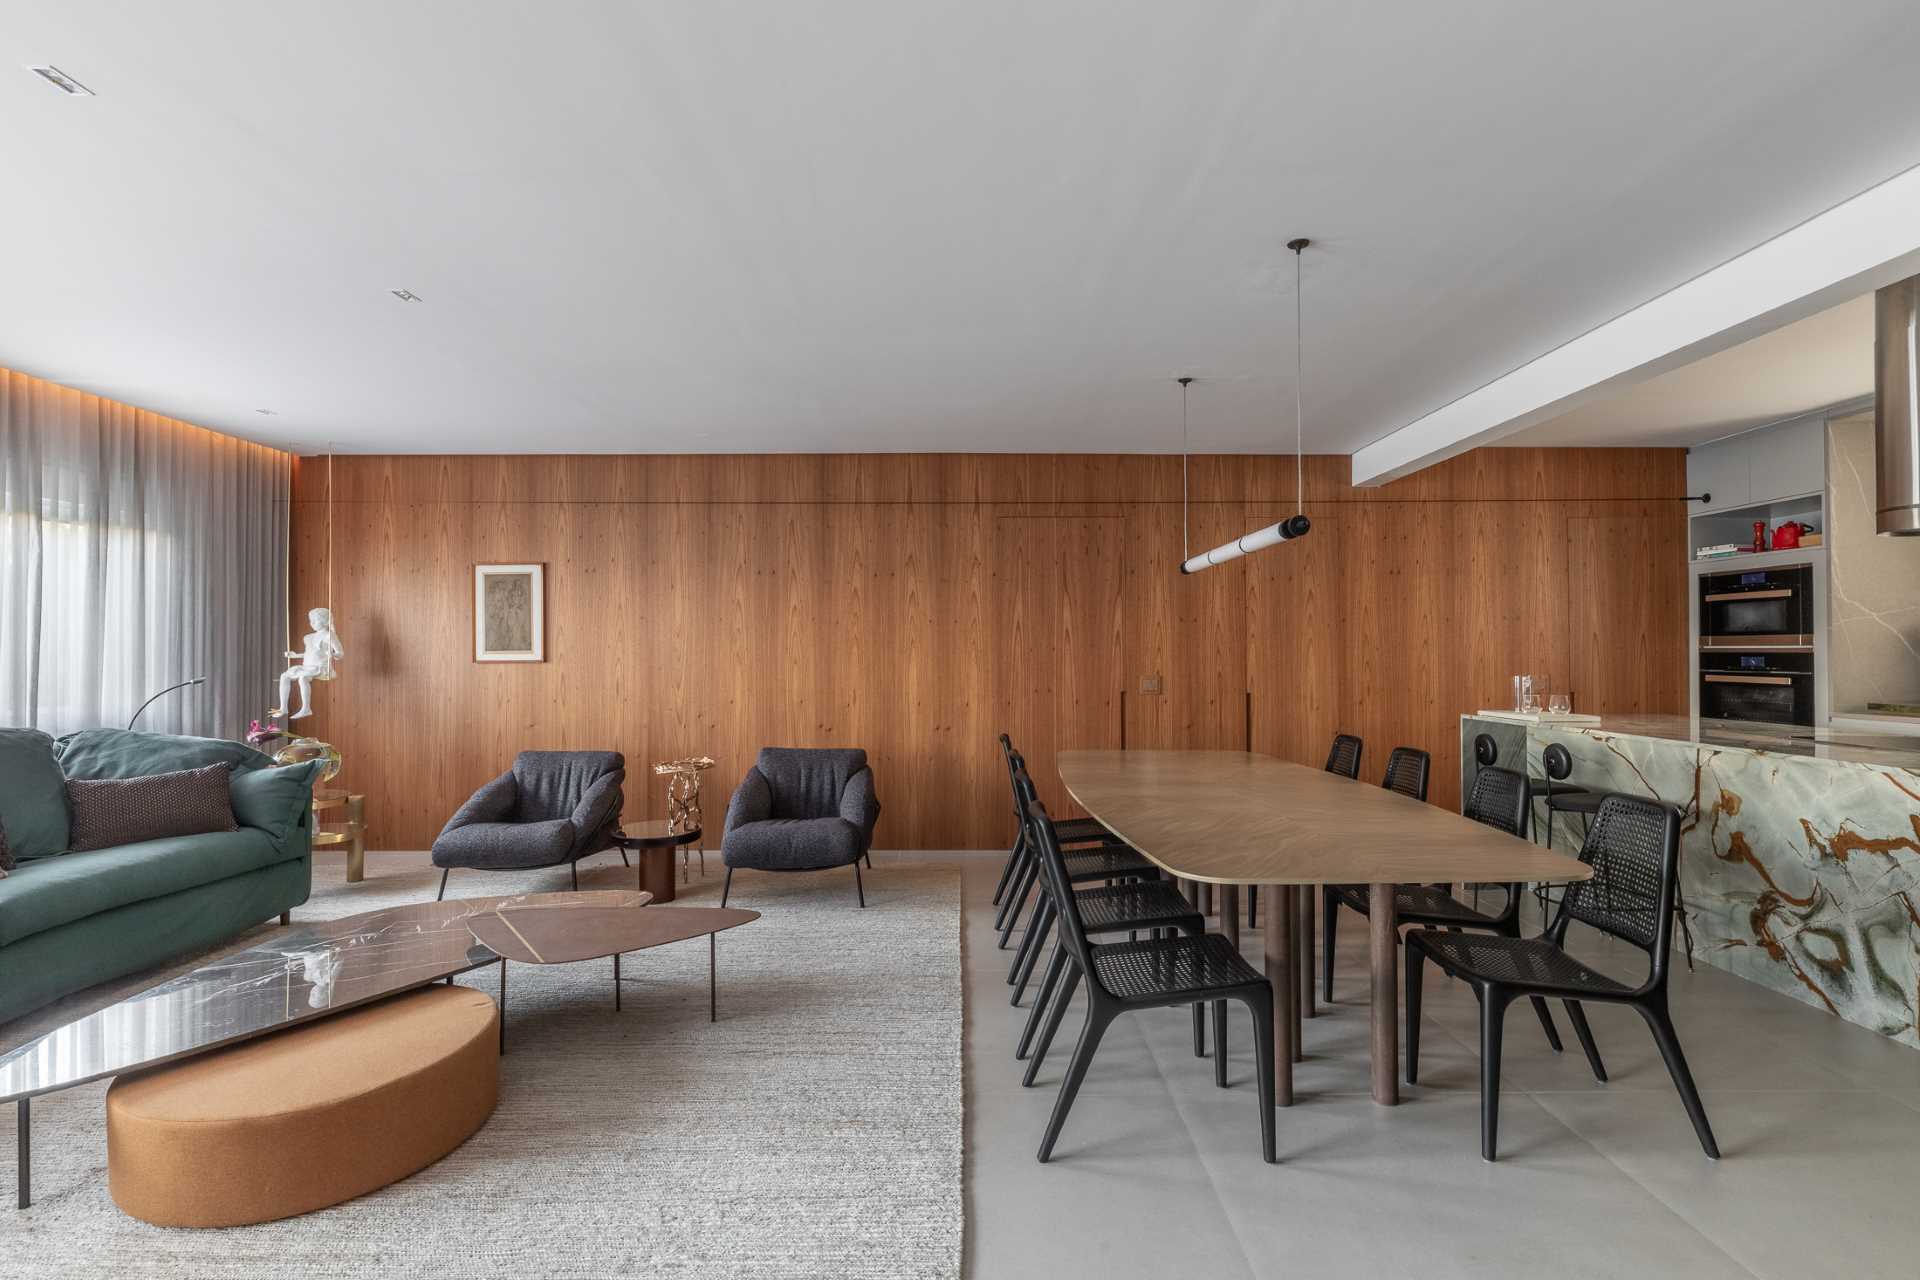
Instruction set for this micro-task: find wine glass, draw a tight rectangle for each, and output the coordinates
[1548,692,1571,716]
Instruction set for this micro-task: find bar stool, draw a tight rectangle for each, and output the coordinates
[1540,744,1600,847]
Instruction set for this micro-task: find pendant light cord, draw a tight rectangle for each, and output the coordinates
[1180,377,1191,561]
[327,446,336,610]
[1293,242,1305,516]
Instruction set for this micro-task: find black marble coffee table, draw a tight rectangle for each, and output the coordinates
[0,888,647,1208]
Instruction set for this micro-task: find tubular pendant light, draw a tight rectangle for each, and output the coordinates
[1181,237,1313,574]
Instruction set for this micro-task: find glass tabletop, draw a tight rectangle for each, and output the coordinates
[0,889,645,1104]
[616,819,702,846]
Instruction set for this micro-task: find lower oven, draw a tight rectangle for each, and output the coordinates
[1699,651,1814,727]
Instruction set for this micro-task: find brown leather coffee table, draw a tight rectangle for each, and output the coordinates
[467,904,758,1045]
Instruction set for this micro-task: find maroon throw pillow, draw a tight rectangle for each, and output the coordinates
[66,763,239,852]
[0,818,11,877]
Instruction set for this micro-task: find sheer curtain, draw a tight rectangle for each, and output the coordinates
[0,367,289,738]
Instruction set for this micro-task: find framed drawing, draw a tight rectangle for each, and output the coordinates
[473,563,545,662]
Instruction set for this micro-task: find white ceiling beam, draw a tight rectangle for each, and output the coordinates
[1350,163,1920,486]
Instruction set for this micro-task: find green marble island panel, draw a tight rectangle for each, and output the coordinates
[1461,714,1920,1047]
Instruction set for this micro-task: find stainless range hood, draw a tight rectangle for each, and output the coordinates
[1875,274,1920,535]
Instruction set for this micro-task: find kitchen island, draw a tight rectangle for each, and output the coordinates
[1461,713,1920,1047]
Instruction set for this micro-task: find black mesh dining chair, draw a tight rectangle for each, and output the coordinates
[1000,749,1159,996]
[992,734,1121,917]
[1325,733,1364,779]
[1539,742,1696,968]
[1404,794,1718,1162]
[1319,747,1430,995]
[993,738,1141,952]
[1323,763,1569,1054]
[1006,772,1210,1065]
[1016,779,1276,1164]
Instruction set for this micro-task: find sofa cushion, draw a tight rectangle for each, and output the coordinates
[431,818,576,871]
[0,828,294,947]
[0,728,70,860]
[230,760,323,846]
[722,816,863,871]
[68,763,239,852]
[57,728,275,781]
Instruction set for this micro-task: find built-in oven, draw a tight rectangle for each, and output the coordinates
[1699,565,1813,649]
[1699,651,1814,727]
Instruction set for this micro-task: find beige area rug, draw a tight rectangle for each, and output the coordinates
[2,854,962,1279]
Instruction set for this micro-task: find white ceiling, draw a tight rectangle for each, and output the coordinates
[3,2,1920,457]
[1502,294,1875,449]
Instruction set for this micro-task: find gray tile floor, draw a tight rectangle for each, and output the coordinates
[953,853,1920,1280]
[314,850,1917,1278]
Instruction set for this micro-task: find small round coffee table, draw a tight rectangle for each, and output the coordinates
[612,821,702,903]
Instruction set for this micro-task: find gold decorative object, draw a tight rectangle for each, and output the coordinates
[653,757,715,879]
[653,757,715,834]
[311,790,368,884]
[275,737,343,784]
[270,739,366,883]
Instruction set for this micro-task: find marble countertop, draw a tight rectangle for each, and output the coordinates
[1462,712,1920,769]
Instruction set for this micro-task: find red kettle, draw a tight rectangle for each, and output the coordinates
[1771,521,1804,550]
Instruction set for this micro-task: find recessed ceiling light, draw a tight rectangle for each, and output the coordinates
[29,66,93,96]
[390,289,422,302]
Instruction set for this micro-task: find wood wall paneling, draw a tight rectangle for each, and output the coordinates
[289,450,1687,850]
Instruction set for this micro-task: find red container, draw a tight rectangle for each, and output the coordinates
[1752,521,1767,553]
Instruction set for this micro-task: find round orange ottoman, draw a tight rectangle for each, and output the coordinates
[107,984,498,1227]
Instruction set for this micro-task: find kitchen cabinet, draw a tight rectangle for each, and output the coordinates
[1687,438,1749,510]
[1687,415,1826,514]
[1747,416,1825,503]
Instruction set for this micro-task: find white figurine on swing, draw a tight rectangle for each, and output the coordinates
[273,607,344,720]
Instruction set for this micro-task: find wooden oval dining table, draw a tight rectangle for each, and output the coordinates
[1057,749,1593,1106]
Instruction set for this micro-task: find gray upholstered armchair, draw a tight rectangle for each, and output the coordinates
[721,747,881,907]
[432,751,625,899]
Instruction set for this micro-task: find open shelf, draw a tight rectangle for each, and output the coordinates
[1691,491,1824,563]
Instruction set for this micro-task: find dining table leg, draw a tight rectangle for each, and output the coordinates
[1299,887,1316,1019]
[1286,887,1304,1061]
[1220,885,1241,951]
[1369,883,1399,1106]
[1263,884,1295,1106]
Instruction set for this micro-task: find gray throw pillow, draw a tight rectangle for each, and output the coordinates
[66,763,239,852]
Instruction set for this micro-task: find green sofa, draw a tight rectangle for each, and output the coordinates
[0,728,316,1026]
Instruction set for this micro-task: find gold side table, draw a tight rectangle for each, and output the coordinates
[312,790,367,883]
